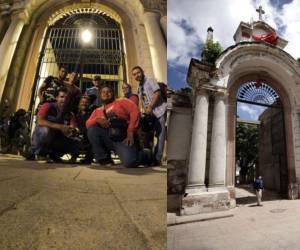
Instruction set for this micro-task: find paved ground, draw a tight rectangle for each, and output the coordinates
[168,186,300,250]
[0,154,166,250]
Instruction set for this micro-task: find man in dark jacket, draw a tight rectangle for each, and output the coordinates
[72,96,93,163]
[254,176,264,206]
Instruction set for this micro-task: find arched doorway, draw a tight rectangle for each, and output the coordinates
[235,80,288,200]
[4,0,166,112]
[31,8,126,112]
[226,69,297,201]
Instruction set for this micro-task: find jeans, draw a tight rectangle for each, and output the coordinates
[32,125,78,157]
[87,125,147,168]
[154,113,166,162]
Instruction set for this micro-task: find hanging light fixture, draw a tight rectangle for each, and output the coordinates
[81,29,92,43]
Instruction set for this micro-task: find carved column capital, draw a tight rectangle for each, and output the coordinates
[212,88,228,99]
[11,1,29,23]
[0,3,11,16]
[195,87,210,97]
[141,0,166,15]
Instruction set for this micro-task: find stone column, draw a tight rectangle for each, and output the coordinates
[209,91,227,188]
[160,15,167,40]
[186,89,209,193]
[143,11,167,83]
[0,3,11,45]
[0,7,28,101]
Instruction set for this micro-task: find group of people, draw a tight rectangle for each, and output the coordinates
[30,65,167,168]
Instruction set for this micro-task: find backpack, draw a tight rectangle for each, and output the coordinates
[158,82,167,102]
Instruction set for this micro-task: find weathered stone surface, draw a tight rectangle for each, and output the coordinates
[168,188,300,250]
[181,189,231,215]
[167,160,187,195]
[0,155,166,250]
[259,107,287,194]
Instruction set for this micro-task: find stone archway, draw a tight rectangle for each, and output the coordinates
[0,0,166,111]
[228,75,291,197]
[219,44,298,201]
[181,42,300,215]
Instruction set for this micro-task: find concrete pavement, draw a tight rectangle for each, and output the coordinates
[168,186,300,250]
[0,154,166,250]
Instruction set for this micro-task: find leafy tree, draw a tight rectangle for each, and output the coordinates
[202,40,223,64]
[297,58,300,67]
[236,123,259,184]
[175,87,192,96]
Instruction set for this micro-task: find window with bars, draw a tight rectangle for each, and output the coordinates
[35,11,125,100]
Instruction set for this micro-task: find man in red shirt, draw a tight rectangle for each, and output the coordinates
[31,88,79,162]
[86,85,145,167]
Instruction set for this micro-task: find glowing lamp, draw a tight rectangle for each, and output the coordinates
[81,29,92,43]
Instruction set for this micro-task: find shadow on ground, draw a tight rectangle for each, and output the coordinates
[235,184,285,206]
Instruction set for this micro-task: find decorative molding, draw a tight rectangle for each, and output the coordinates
[48,4,122,26]
[140,0,166,15]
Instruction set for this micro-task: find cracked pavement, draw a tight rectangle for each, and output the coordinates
[0,154,166,250]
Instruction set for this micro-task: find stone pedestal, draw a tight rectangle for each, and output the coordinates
[181,189,231,215]
[181,89,231,215]
[143,11,166,83]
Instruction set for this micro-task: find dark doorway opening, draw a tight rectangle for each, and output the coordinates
[235,81,288,203]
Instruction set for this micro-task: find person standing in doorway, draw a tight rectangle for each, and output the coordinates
[254,176,264,206]
[132,66,167,165]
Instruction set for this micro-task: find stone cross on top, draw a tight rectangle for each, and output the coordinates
[256,5,265,21]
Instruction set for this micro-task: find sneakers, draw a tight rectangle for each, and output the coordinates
[35,155,49,162]
[91,158,114,167]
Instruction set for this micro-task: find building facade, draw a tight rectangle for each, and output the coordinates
[0,0,166,111]
[168,11,300,215]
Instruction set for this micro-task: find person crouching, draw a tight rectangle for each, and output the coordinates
[31,87,79,162]
[86,85,147,167]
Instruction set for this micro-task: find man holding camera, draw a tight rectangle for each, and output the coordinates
[31,87,79,162]
[86,85,145,167]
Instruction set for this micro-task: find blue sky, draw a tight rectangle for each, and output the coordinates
[168,0,297,120]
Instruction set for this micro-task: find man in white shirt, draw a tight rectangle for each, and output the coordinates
[132,66,167,165]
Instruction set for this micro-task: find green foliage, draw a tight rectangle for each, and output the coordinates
[236,123,259,184]
[297,58,300,67]
[175,87,192,96]
[202,40,223,64]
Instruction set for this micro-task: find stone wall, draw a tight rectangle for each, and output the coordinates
[167,94,192,211]
[258,107,288,195]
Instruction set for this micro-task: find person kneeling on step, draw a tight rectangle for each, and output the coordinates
[86,85,149,167]
[31,87,79,162]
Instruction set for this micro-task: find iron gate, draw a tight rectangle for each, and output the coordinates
[32,12,126,111]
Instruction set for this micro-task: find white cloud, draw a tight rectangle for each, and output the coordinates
[237,103,267,120]
[280,1,300,58]
[168,0,300,67]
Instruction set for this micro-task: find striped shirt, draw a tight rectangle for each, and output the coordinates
[138,77,167,118]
